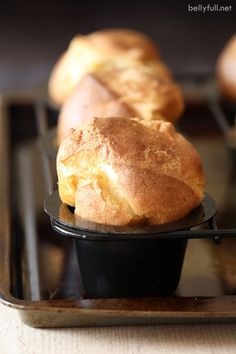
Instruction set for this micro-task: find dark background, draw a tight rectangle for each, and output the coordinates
[0,0,235,92]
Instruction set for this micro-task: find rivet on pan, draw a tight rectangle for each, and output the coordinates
[214,235,221,244]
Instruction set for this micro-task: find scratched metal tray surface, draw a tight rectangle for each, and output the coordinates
[1,82,236,327]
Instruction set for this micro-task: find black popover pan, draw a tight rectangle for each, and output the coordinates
[44,191,219,298]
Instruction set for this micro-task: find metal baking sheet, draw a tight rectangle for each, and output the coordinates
[1,94,236,327]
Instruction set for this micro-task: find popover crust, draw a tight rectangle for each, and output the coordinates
[57,117,205,226]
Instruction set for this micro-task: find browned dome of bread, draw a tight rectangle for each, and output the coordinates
[57,117,205,226]
[217,35,236,101]
[57,73,136,144]
[57,60,183,144]
[87,28,159,60]
[48,28,159,106]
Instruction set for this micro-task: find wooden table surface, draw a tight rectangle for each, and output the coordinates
[1,303,236,354]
